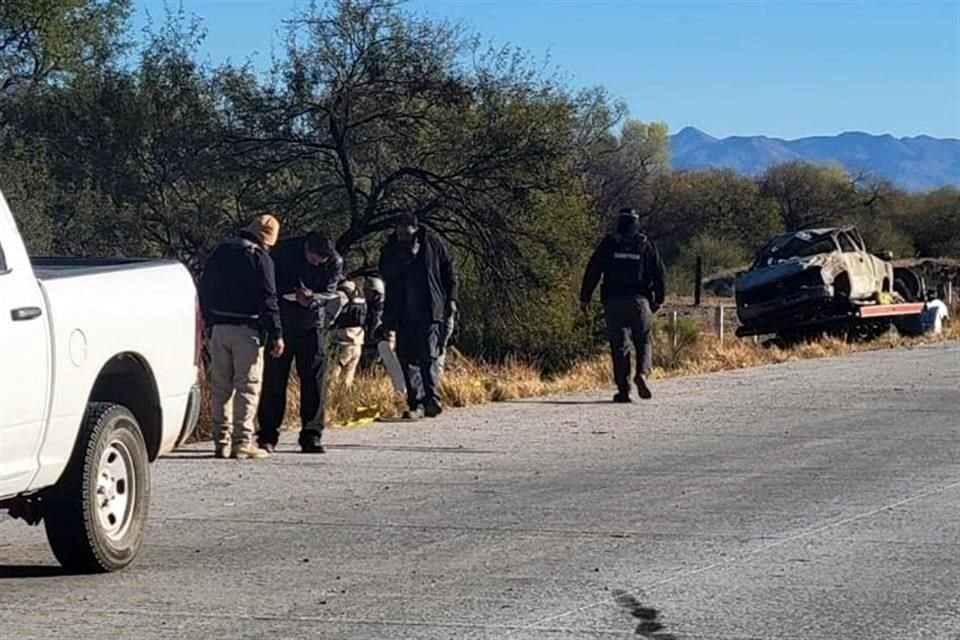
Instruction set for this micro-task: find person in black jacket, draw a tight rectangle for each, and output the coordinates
[379,213,457,418]
[257,232,344,453]
[580,208,666,402]
[199,214,284,460]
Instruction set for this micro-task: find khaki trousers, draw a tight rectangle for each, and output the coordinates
[331,327,364,389]
[209,325,264,447]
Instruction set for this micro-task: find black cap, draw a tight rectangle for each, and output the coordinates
[305,231,336,257]
[618,207,639,219]
[396,213,419,228]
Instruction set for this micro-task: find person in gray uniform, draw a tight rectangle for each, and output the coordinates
[580,208,666,403]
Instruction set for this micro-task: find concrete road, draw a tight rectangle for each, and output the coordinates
[2,343,958,639]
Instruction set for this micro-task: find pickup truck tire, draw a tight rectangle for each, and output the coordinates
[43,403,150,573]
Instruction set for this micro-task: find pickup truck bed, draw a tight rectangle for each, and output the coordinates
[31,256,180,277]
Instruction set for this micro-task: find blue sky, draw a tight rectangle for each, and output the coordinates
[132,1,960,139]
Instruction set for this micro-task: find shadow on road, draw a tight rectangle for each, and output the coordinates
[613,589,678,639]
[0,565,69,579]
[325,443,496,454]
[506,400,612,406]
[162,451,217,460]
[165,445,497,457]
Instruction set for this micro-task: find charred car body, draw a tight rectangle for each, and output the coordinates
[735,227,909,337]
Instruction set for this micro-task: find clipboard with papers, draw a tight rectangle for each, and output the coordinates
[282,292,341,303]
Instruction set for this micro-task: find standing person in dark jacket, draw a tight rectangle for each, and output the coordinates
[379,214,457,419]
[580,208,666,403]
[257,232,343,453]
[199,214,284,460]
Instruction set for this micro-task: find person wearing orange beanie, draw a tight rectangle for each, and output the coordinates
[199,213,285,459]
[245,214,280,248]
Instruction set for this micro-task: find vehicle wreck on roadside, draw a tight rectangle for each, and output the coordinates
[734,226,922,340]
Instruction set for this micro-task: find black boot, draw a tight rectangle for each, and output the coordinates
[635,376,652,400]
[299,430,325,454]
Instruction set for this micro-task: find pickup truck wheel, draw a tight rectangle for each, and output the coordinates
[43,402,150,573]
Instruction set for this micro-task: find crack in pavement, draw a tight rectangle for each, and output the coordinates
[505,480,960,636]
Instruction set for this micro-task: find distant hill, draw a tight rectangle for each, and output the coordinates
[670,127,960,192]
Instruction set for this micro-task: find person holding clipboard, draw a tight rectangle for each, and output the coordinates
[257,232,344,453]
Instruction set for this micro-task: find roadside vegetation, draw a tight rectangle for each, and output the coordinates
[192,312,959,440]
[3,0,958,440]
[3,0,959,376]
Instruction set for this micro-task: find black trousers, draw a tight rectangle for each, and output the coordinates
[359,343,381,371]
[604,296,654,393]
[396,322,442,410]
[257,327,328,446]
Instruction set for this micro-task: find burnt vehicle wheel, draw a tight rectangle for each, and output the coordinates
[850,320,893,342]
[832,273,851,305]
[893,267,924,302]
[850,322,875,342]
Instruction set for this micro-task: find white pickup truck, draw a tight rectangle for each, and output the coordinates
[0,189,201,572]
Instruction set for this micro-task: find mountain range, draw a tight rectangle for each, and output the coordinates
[669,127,960,192]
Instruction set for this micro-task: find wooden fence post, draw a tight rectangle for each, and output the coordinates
[694,256,703,306]
[671,311,678,349]
[715,305,725,343]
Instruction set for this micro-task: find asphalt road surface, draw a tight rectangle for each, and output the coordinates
[2,343,958,640]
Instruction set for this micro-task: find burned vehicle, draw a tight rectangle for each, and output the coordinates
[735,227,897,337]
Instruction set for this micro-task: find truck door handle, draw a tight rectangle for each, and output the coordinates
[11,306,42,321]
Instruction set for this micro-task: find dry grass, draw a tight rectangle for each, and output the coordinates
[948,299,960,340]
[192,326,957,442]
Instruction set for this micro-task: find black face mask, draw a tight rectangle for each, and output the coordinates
[616,217,639,237]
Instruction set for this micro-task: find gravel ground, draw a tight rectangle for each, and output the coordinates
[2,342,958,639]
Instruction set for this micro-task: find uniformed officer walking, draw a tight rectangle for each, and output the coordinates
[580,208,666,403]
